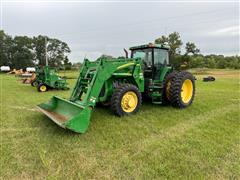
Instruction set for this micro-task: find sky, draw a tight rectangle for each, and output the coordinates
[0,0,239,63]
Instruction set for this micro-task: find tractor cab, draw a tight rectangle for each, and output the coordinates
[130,43,170,80]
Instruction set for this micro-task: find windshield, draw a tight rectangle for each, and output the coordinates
[132,49,152,67]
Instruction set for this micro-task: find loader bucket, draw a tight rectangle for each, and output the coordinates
[37,96,92,133]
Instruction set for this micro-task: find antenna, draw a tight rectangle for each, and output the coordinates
[45,37,48,66]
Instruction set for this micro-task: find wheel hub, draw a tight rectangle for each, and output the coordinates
[121,91,138,112]
[181,79,193,103]
[40,85,47,92]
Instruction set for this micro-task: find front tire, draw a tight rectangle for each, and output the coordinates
[111,84,142,116]
[37,83,48,92]
[169,71,195,108]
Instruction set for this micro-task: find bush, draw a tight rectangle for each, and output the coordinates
[174,54,239,70]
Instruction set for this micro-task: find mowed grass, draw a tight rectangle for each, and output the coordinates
[0,69,239,179]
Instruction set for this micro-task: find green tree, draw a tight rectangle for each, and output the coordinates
[189,55,205,68]
[33,35,71,67]
[32,35,47,66]
[155,32,183,57]
[0,31,72,69]
[63,56,72,70]
[0,30,13,66]
[11,36,34,69]
[47,38,71,67]
[205,57,216,68]
[72,62,82,70]
[228,56,240,69]
[213,55,226,69]
[98,54,115,59]
[185,42,200,55]
[155,32,183,67]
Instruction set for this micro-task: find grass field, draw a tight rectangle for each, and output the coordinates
[0,69,239,179]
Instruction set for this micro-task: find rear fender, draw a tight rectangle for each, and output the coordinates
[159,67,173,83]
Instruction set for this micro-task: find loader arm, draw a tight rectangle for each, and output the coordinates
[70,58,143,107]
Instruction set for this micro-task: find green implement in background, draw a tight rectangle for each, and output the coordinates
[31,66,69,92]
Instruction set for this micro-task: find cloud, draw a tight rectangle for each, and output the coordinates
[69,50,103,63]
[208,25,240,37]
[3,2,238,61]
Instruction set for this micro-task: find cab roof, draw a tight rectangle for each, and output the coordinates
[129,43,170,50]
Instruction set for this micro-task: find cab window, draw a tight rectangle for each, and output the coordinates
[154,49,169,66]
[132,49,152,68]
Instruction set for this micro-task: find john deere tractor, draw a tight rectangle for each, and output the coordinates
[38,43,195,133]
[31,66,69,92]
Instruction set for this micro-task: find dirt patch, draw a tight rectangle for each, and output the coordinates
[43,109,68,122]
[9,106,38,112]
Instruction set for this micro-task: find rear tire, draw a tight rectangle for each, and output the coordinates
[169,71,195,108]
[162,71,178,105]
[111,84,142,117]
[31,79,38,87]
[37,83,48,92]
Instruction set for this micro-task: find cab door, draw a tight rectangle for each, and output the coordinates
[153,48,169,80]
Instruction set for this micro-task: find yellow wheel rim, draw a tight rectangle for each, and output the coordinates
[121,91,138,113]
[181,79,193,103]
[40,85,47,92]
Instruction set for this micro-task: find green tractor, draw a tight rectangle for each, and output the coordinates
[37,43,195,133]
[31,66,69,92]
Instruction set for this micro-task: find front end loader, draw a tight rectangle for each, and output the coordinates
[38,43,195,133]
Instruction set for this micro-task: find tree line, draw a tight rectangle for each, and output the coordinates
[155,32,240,69]
[0,30,71,69]
[0,30,239,70]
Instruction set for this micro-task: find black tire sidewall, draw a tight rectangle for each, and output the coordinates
[170,71,195,108]
[31,80,38,87]
[162,71,178,105]
[111,84,142,116]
